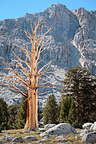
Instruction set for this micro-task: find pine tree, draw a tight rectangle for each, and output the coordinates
[43,95,58,124]
[8,104,19,129]
[62,66,96,127]
[16,97,27,129]
[68,98,83,128]
[0,98,8,132]
[59,95,72,123]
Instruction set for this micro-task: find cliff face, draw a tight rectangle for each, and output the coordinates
[72,8,96,75]
[0,4,96,105]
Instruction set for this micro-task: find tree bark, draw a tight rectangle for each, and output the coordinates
[24,88,38,130]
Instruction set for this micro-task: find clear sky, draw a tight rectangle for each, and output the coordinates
[0,0,96,20]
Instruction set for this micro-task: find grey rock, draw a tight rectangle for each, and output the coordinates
[4,135,14,141]
[83,123,93,129]
[90,122,96,131]
[39,128,45,132]
[12,137,24,143]
[24,135,37,141]
[44,124,56,129]
[82,132,96,144]
[38,136,51,143]
[80,129,90,136]
[40,123,77,137]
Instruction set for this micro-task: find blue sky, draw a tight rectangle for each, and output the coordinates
[0,0,96,20]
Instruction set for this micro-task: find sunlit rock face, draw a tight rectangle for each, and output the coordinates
[72,8,96,75]
[0,4,96,105]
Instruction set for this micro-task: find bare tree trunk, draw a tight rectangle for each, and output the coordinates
[24,88,38,130]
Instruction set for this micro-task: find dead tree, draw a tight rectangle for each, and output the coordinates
[0,22,59,130]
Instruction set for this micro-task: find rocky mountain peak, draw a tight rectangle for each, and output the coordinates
[0,4,96,106]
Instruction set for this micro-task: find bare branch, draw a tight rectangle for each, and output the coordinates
[37,64,52,78]
[0,82,27,97]
[38,70,61,78]
[36,36,51,61]
[34,21,40,38]
[12,51,31,69]
[38,26,53,47]
[15,61,30,78]
[36,85,62,90]
[24,30,33,40]
[38,90,51,96]
[14,45,31,64]
[39,80,56,86]
[0,74,28,87]
[38,61,51,74]
[4,67,29,87]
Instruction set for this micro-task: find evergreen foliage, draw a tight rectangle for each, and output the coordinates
[0,98,8,132]
[43,94,58,124]
[16,97,27,129]
[8,104,19,129]
[68,98,83,128]
[59,95,72,123]
[38,108,43,122]
[62,66,96,127]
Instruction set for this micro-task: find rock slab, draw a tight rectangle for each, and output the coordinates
[90,122,96,131]
[82,132,96,144]
[83,123,93,129]
[40,123,77,137]
[12,137,24,143]
[24,135,37,141]
[44,124,56,129]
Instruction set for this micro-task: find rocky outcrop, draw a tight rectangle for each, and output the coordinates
[81,121,96,143]
[90,122,96,131]
[44,124,56,129]
[12,137,24,143]
[40,123,77,137]
[23,135,37,141]
[72,8,96,75]
[82,123,93,130]
[82,132,96,144]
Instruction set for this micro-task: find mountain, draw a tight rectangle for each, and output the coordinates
[0,4,96,106]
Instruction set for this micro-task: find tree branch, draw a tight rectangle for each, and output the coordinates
[38,61,51,74]
[4,67,29,87]
[0,82,27,97]
[14,45,31,64]
[12,51,31,69]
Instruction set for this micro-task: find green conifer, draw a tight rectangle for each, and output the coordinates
[8,104,19,129]
[43,95,58,124]
[0,98,8,132]
[59,95,72,123]
[68,98,83,128]
[16,97,27,129]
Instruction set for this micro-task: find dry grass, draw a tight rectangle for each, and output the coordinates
[0,129,84,144]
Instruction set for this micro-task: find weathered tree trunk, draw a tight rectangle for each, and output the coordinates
[24,88,38,130]
[24,59,38,130]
